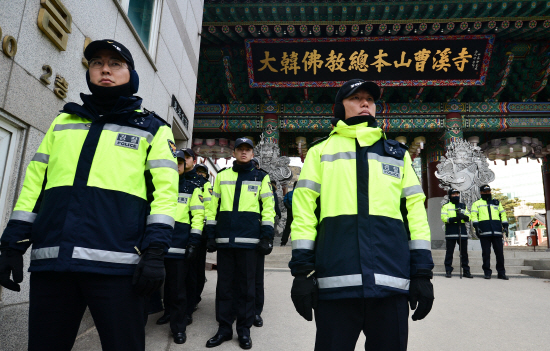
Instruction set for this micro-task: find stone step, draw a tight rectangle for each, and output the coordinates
[432,258,525,265]
[434,265,531,274]
[430,250,550,259]
[521,270,550,279]
[524,259,550,270]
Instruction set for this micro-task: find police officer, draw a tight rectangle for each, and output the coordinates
[470,185,509,280]
[441,189,472,278]
[289,79,434,351]
[0,40,178,351]
[190,163,212,312]
[205,138,275,349]
[158,148,204,344]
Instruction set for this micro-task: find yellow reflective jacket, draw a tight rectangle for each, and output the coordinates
[290,120,433,300]
[1,96,178,275]
[167,170,205,259]
[441,202,470,238]
[470,198,508,236]
[206,163,275,249]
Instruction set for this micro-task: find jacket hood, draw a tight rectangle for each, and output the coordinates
[331,120,384,147]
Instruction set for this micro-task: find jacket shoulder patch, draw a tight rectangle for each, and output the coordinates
[384,139,407,160]
[309,135,329,149]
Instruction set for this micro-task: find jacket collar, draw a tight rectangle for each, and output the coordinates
[331,120,385,147]
[61,94,143,122]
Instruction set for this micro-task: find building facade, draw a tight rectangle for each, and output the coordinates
[0,0,203,348]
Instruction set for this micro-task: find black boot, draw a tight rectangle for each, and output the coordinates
[445,271,452,278]
[156,314,171,325]
[463,271,473,278]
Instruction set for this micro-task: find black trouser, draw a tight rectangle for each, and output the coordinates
[281,208,293,245]
[480,236,506,275]
[184,257,198,318]
[194,239,208,306]
[314,295,409,351]
[255,253,265,316]
[444,238,470,273]
[216,248,257,338]
[29,272,145,351]
[164,258,190,334]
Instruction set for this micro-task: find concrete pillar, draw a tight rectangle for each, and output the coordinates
[263,113,279,144]
[421,152,428,209]
[542,157,550,248]
[426,138,447,249]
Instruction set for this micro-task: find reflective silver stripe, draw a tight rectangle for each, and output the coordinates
[500,210,506,213]
[471,210,479,213]
[374,273,410,290]
[441,212,448,215]
[168,248,186,254]
[318,274,362,289]
[53,123,89,131]
[321,151,356,162]
[147,214,175,228]
[220,181,237,185]
[242,181,262,186]
[191,229,202,235]
[190,205,204,210]
[401,185,424,198]
[103,123,154,144]
[10,210,37,223]
[206,220,217,225]
[292,239,315,250]
[31,246,59,260]
[502,221,508,224]
[146,159,178,172]
[178,193,192,198]
[409,240,431,250]
[260,193,273,198]
[296,179,321,193]
[216,238,230,243]
[261,221,274,227]
[32,153,50,164]
[446,235,468,238]
[203,197,212,201]
[368,153,404,167]
[212,191,221,198]
[473,221,479,224]
[72,247,140,264]
[235,238,260,244]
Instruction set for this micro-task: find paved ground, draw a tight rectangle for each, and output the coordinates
[73,270,550,351]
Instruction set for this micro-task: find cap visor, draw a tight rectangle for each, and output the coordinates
[84,41,131,65]
[346,81,381,101]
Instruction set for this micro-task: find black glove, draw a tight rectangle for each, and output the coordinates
[186,244,198,261]
[0,249,24,292]
[449,217,459,223]
[291,272,318,321]
[206,238,217,253]
[409,276,434,321]
[132,242,166,296]
[257,237,273,255]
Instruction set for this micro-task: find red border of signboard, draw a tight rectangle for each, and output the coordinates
[245,35,495,88]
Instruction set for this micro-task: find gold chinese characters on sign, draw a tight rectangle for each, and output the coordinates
[37,0,72,51]
[258,47,473,76]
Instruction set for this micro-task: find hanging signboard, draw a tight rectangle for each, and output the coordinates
[245,35,494,88]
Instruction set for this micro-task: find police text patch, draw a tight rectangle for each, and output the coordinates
[248,185,258,192]
[178,197,188,204]
[382,163,401,178]
[115,133,139,150]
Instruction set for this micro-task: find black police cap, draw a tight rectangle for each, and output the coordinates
[235,138,254,149]
[84,39,135,70]
[335,79,380,104]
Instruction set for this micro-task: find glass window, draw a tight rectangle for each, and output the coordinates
[0,118,21,229]
[127,0,155,49]
[119,0,161,57]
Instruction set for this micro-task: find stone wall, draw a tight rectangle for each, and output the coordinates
[0,0,203,349]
